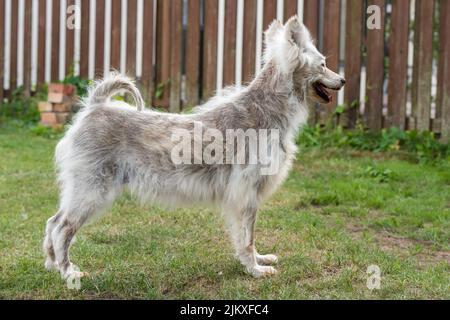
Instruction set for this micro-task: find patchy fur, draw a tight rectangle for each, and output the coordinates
[44,16,345,279]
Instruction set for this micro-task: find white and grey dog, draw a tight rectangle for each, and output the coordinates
[44,17,345,280]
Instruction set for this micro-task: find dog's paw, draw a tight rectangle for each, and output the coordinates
[60,264,86,280]
[248,265,278,278]
[256,254,278,265]
[44,258,59,272]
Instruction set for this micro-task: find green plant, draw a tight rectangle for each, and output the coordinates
[29,124,64,139]
[0,87,42,124]
[298,125,450,164]
[363,165,394,183]
[61,73,92,98]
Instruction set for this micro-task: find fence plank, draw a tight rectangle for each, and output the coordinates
[411,0,434,132]
[51,0,60,81]
[154,0,171,107]
[387,0,409,129]
[141,0,154,104]
[10,0,18,93]
[303,0,318,40]
[321,0,340,122]
[284,0,298,22]
[23,0,32,96]
[343,0,362,128]
[65,0,75,75]
[126,0,137,76]
[80,0,90,78]
[223,0,237,87]
[110,0,121,71]
[169,0,183,112]
[365,0,385,131]
[0,0,5,102]
[202,0,218,99]
[95,0,105,77]
[38,0,46,84]
[242,0,257,84]
[437,0,450,141]
[263,0,277,29]
[185,0,201,107]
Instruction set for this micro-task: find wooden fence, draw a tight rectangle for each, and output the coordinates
[0,0,449,140]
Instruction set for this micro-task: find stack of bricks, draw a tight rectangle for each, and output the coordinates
[39,83,76,128]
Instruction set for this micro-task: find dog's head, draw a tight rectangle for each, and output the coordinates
[264,16,345,104]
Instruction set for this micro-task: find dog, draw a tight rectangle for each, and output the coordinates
[43,16,345,280]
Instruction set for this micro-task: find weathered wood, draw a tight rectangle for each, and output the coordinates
[0,0,4,102]
[284,0,298,22]
[155,0,171,107]
[202,0,218,99]
[437,0,450,141]
[169,0,183,112]
[343,0,362,128]
[321,0,340,122]
[126,0,137,76]
[37,0,46,84]
[141,0,154,104]
[185,0,201,107]
[80,0,90,78]
[223,0,237,87]
[51,0,60,81]
[365,0,385,131]
[23,0,32,96]
[387,0,410,129]
[242,0,257,84]
[411,0,434,132]
[303,0,319,40]
[94,0,105,77]
[65,0,75,75]
[10,0,18,93]
[110,0,121,71]
[263,0,277,29]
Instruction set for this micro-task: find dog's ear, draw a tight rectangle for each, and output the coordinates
[284,16,311,48]
[265,20,283,44]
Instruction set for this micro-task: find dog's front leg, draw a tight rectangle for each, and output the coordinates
[225,205,277,278]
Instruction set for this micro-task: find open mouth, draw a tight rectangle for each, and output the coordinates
[313,82,333,103]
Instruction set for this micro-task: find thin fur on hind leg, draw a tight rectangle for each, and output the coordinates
[43,210,63,271]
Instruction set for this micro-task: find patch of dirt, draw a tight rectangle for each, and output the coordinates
[347,224,450,267]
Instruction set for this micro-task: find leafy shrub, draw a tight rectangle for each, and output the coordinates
[298,125,450,164]
[0,86,46,124]
[61,74,91,98]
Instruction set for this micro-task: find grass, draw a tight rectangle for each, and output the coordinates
[0,123,449,299]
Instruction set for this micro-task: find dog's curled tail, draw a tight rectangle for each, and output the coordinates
[85,72,145,111]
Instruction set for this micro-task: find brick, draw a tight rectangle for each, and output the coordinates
[47,92,64,103]
[40,112,58,124]
[38,101,53,112]
[56,112,71,123]
[53,103,72,113]
[48,83,76,96]
[48,93,75,104]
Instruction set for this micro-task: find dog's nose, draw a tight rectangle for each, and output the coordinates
[340,78,346,85]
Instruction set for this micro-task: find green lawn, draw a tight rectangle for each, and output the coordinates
[0,123,449,299]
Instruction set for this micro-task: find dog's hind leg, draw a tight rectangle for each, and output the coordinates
[52,183,118,280]
[224,204,278,278]
[43,210,63,271]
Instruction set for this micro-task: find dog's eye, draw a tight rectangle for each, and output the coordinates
[321,63,325,67]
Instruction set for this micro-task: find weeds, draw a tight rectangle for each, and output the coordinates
[298,125,450,164]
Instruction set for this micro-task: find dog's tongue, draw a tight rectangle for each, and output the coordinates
[316,83,332,102]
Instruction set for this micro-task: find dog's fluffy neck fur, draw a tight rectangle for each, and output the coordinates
[199,58,309,141]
